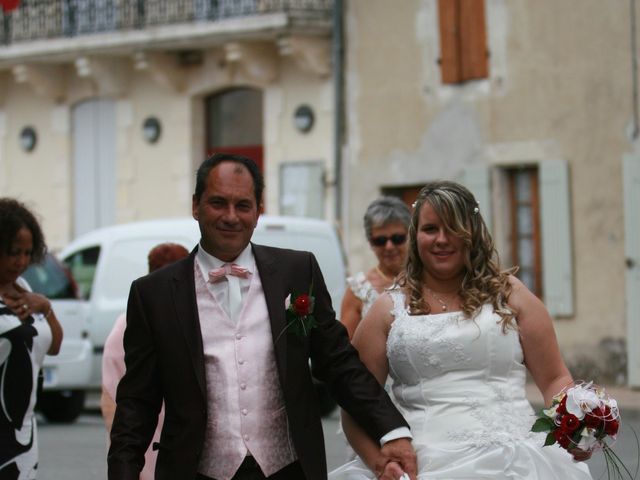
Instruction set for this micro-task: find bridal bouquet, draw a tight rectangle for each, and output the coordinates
[531,381,636,479]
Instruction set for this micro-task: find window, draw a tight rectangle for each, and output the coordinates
[506,167,542,296]
[382,185,423,212]
[22,253,80,300]
[279,161,325,219]
[62,246,100,300]
[437,0,489,84]
[461,160,574,317]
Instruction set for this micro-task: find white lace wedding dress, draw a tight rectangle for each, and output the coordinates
[329,291,592,479]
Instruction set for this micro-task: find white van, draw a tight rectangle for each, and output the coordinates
[59,216,347,397]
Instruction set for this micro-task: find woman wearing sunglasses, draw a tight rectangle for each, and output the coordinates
[340,196,411,339]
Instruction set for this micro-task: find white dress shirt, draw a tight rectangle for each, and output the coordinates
[195,243,254,318]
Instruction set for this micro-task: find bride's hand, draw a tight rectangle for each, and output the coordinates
[378,461,409,480]
[569,447,592,462]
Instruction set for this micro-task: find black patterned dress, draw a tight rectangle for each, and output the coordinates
[0,280,52,480]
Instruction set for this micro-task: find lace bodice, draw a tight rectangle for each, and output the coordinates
[386,290,537,449]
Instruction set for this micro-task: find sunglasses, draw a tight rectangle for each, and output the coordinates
[370,234,407,247]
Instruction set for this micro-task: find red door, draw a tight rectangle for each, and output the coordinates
[205,88,263,173]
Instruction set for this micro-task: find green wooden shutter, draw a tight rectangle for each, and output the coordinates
[539,160,574,317]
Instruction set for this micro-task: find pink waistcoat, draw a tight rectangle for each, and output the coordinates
[195,265,297,480]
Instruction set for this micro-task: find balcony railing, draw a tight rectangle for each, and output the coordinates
[1,0,333,45]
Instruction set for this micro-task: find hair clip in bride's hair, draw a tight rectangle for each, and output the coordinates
[411,200,418,209]
[473,201,479,215]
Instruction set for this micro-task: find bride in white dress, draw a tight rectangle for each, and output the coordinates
[330,181,592,480]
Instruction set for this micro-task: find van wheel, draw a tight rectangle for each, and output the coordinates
[38,390,85,423]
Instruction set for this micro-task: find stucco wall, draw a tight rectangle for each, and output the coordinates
[0,83,72,250]
[344,0,634,373]
[0,42,334,250]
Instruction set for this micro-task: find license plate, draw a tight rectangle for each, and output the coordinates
[43,367,57,387]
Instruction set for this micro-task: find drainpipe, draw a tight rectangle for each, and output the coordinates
[332,0,345,225]
[631,0,639,140]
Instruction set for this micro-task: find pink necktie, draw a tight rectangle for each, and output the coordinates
[208,264,251,283]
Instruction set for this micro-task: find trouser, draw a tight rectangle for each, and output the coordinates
[196,457,305,480]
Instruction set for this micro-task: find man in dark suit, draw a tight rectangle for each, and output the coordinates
[108,153,416,480]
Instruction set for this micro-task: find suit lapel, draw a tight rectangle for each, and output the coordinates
[171,251,207,398]
[252,244,288,386]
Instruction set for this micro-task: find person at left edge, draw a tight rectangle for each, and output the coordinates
[0,198,63,479]
[107,153,416,480]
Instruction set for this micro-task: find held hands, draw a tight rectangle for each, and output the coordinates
[4,291,51,322]
[378,461,409,480]
[375,438,417,480]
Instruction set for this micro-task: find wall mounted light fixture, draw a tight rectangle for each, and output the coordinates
[19,126,37,152]
[293,105,314,133]
[142,117,162,144]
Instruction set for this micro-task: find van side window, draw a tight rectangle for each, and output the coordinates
[63,246,100,300]
[22,254,80,300]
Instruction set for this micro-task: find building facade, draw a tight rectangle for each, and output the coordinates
[0,0,337,246]
[342,0,640,387]
[1,0,638,386]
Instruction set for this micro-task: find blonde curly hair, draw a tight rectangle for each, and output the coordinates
[398,180,517,330]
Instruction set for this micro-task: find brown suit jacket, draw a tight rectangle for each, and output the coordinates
[108,243,408,480]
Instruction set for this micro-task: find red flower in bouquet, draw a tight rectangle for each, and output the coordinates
[553,429,572,449]
[560,414,580,433]
[557,395,568,415]
[585,407,604,428]
[604,419,620,436]
[531,381,636,480]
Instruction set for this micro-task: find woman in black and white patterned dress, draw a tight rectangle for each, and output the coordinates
[0,198,63,479]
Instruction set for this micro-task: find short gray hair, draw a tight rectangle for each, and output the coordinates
[363,196,411,240]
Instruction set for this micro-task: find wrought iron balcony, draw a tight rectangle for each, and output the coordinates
[1,0,333,46]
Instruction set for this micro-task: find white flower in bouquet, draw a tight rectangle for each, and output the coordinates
[565,383,601,420]
[576,427,598,452]
[542,404,558,419]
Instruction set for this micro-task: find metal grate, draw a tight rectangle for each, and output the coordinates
[0,0,333,45]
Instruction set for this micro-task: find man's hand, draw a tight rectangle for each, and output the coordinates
[375,438,417,480]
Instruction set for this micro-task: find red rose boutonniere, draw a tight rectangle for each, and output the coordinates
[278,285,316,339]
